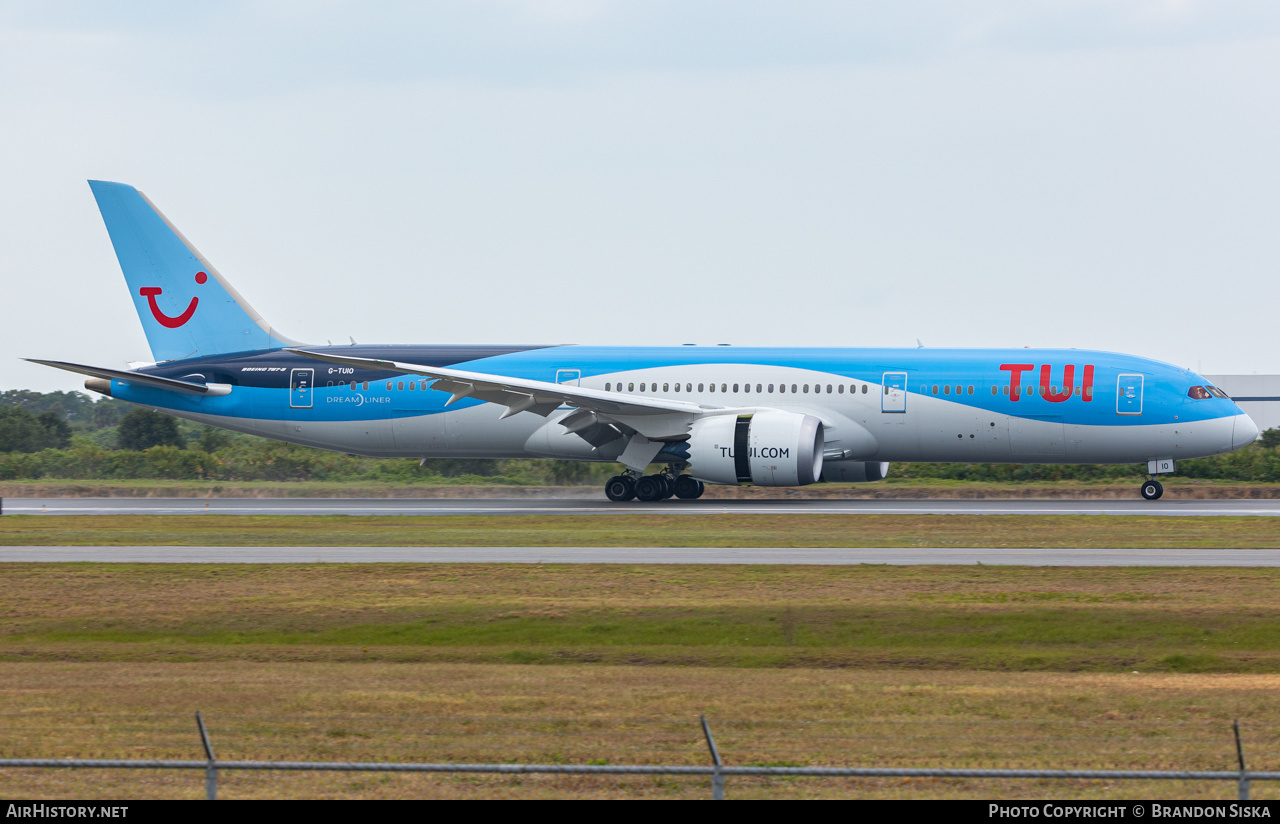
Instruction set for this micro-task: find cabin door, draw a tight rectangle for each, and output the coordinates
[881,372,907,413]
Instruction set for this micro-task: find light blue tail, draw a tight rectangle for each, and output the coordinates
[88,180,297,362]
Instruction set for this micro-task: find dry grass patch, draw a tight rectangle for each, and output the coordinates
[0,663,1277,799]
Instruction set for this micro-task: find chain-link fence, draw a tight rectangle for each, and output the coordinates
[1,712,1275,800]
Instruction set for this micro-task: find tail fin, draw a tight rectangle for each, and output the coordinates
[88,180,298,362]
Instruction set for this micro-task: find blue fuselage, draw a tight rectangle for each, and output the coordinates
[107,343,1255,468]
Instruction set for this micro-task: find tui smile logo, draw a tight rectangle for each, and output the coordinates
[140,272,207,328]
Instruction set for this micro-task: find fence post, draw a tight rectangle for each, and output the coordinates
[1233,719,1249,801]
[196,711,218,800]
[700,715,724,800]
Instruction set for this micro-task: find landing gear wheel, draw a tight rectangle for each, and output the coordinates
[658,475,676,500]
[673,475,705,500]
[635,475,666,502]
[1141,479,1164,501]
[604,475,636,502]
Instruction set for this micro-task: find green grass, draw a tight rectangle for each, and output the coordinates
[4,562,1280,672]
[2,513,1280,547]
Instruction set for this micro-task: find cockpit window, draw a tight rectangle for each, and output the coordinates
[1207,386,1230,399]
[1187,386,1212,400]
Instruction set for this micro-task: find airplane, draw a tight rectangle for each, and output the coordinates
[28,181,1261,502]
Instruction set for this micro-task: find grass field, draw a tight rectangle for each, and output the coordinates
[2,663,1278,799]
[6,515,1280,798]
[3,563,1280,672]
[2,513,1280,547]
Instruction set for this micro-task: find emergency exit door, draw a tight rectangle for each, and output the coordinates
[882,372,907,413]
[1117,374,1143,415]
[290,368,314,409]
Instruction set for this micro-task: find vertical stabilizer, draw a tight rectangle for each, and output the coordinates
[88,180,297,362]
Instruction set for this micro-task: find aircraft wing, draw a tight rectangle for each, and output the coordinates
[24,359,225,396]
[286,349,711,420]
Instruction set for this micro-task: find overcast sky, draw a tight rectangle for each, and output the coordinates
[3,1,1278,392]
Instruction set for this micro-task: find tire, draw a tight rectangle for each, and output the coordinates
[635,475,665,502]
[673,475,704,500]
[1141,479,1164,501]
[658,475,676,500]
[604,475,636,502]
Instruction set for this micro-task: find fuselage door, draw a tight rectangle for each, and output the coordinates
[1117,374,1143,415]
[289,368,314,409]
[555,369,581,409]
[881,372,907,413]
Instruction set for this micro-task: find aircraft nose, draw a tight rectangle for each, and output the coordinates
[1234,414,1261,450]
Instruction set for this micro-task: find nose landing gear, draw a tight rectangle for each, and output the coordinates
[1141,478,1164,501]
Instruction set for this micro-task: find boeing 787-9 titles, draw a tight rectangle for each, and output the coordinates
[28,181,1262,501]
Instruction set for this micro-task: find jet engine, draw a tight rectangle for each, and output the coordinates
[820,459,890,483]
[686,410,824,486]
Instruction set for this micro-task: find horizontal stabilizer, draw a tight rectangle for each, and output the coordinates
[25,359,229,396]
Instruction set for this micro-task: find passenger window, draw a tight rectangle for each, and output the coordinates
[660,383,667,392]
[733,384,739,392]
[698,383,705,392]
[1003,385,1009,395]
[861,384,868,394]
[779,384,786,393]
[640,383,646,392]
[932,385,939,395]
[838,385,844,394]
[605,382,611,391]
[1187,386,1212,400]
[826,384,832,394]
[967,386,974,395]
[674,383,680,392]
[769,384,775,393]
[362,382,368,390]
[791,384,797,393]
[803,384,809,393]
[756,384,762,393]
[955,385,961,395]
[686,383,692,392]
[409,382,416,391]
[744,384,751,394]
[944,385,951,395]
[628,382,635,392]
[709,384,716,393]
[990,386,997,395]
[721,384,727,392]
[386,381,393,390]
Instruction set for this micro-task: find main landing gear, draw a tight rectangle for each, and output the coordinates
[604,469,705,502]
[1141,478,1164,501]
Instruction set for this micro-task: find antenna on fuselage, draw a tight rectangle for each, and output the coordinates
[916,339,924,349]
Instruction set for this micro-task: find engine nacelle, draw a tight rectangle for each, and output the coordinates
[821,459,890,483]
[686,410,824,486]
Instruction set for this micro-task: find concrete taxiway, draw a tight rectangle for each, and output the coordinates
[4,497,1280,516]
[3,546,1280,565]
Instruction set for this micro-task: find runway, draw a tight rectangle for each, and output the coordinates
[3,546,1280,565]
[5,497,1280,517]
